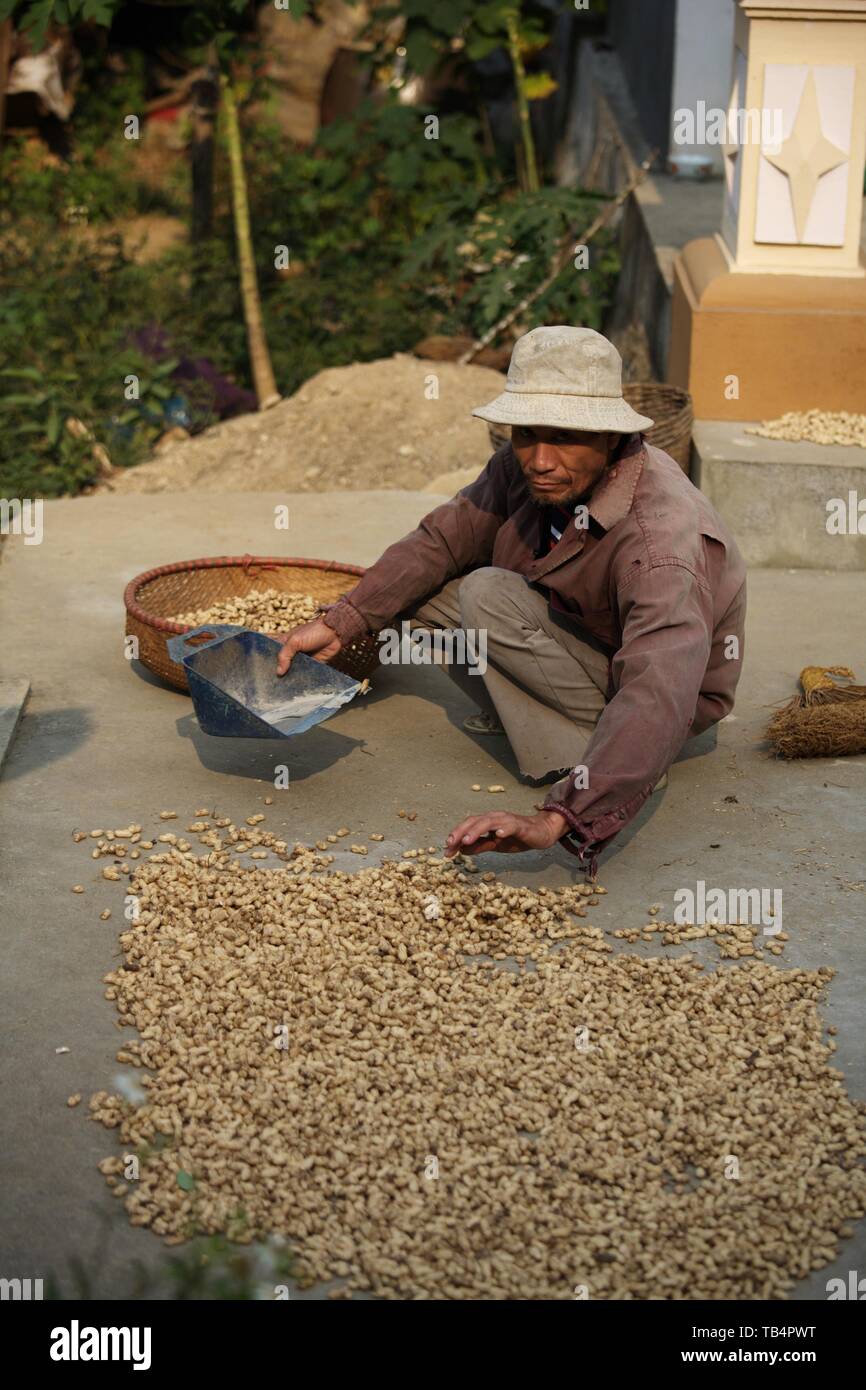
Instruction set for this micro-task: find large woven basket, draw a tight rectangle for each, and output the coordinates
[623,382,693,471]
[487,383,693,472]
[124,555,379,693]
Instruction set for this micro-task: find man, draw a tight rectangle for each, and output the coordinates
[276,326,747,875]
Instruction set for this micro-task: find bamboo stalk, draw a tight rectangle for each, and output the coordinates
[457,152,655,365]
[505,10,538,194]
[220,72,281,411]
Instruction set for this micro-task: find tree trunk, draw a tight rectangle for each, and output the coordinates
[220,71,281,411]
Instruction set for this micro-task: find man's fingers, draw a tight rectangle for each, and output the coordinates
[276,619,343,676]
[446,814,498,845]
[445,813,519,855]
[443,809,560,859]
[462,817,516,843]
[276,639,298,676]
[444,817,478,856]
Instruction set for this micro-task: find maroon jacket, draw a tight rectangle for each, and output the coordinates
[322,433,747,872]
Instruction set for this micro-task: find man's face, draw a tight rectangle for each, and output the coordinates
[511,425,613,506]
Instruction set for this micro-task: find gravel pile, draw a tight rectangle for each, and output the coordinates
[86,830,866,1301]
[105,355,505,495]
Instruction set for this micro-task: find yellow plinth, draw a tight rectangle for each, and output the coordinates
[668,236,866,420]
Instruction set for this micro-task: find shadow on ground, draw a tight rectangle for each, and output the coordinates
[175,712,364,782]
[0,706,94,779]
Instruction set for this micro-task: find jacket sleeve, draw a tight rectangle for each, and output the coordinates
[542,559,714,871]
[321,451,514,643]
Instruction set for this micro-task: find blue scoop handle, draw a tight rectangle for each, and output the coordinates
[167,623,248,663]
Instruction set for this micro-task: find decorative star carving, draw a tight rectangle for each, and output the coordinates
[764,70,847,241]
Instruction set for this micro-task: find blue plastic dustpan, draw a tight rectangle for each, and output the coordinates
[167,625,364,738]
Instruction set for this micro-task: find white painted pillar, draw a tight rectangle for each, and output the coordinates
[721,0,866,276]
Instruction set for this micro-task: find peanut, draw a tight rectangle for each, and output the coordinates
[173,589,319,632]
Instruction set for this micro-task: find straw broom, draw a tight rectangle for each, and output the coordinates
[766,666,866,758]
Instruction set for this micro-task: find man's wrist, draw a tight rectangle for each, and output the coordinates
[538,808,568,839]
[319,596,368,645]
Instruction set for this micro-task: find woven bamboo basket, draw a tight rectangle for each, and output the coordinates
[486,383,693,472]
[124,555,379,693]
[623,382,693,471]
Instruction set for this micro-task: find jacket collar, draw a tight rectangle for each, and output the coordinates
[587,432,645,532]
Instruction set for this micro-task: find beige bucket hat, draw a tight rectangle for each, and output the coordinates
[472,325,654,434]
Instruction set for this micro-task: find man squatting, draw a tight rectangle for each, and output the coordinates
[276,326,747,878]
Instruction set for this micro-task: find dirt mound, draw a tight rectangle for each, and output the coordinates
[106,354,506,495]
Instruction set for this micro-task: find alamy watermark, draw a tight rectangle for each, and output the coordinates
[826,1270,866,1300]
[826,491,866,535]
[672,102,782,149]
[378,620,487,675]
[674,880,781,935]
[50,1323,152,1370]
[1,1276,43,1300]
[0,498,43,545]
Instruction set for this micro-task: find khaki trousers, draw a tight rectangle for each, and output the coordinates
[398,566,610,780]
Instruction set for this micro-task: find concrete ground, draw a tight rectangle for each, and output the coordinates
[1,490,864,1300]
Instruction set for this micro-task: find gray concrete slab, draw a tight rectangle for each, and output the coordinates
[693,421,866,570]
[0,678,29,774]
[1,491,864,1300]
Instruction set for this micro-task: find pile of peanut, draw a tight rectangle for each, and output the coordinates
[173,588,320,632]
[746,410,866,448]
[85,828,866,1301]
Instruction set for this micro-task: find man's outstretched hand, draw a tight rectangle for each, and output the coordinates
[444,808,568,857]
[275,618,343,676]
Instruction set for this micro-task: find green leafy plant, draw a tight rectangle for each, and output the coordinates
[398,184,619,340]
[250,92,619,342]
[0,367,96,492]
[1,42,618,498]
[0,233,204,496]
[0,0,118,49]
[252,98,488,262]
[368,0,561,189]
[1,0,284,404]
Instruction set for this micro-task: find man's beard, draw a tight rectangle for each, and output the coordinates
[532,486,584,509]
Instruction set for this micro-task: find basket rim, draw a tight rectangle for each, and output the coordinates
[124,554,365,635]
[624,383,692,412]
[623,380,691,396]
